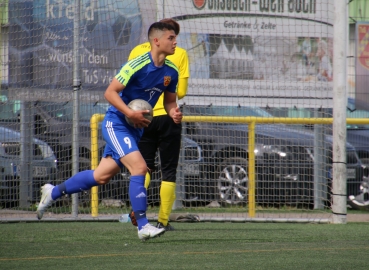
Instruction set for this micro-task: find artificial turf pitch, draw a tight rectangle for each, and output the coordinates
[0,221,368,269]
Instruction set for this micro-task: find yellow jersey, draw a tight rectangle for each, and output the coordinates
[128,42,190,116]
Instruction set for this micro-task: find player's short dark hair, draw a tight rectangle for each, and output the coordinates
[159,18,180,35]
[147,22,176,38]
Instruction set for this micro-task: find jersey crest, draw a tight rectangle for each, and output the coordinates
[164,76,171,86]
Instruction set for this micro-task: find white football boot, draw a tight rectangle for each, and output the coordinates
[138,223,165,241]
[36,184,55,220]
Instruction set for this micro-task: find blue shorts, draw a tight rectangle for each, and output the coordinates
[101,113,143,168]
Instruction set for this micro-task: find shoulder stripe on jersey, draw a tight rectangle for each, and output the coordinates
[164,59,179,72]
[115,53,151,85]
[129,53,149,66]
[129,53,151,69]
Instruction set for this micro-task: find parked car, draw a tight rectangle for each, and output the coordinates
[181,105,364,206]
[0,126,57,207]
[346,98,369,166]
[0,96,107,179]
[267,97,369,196]
[0,95,203,204]
[348,174,369,210]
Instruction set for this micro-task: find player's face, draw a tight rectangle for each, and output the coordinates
[159,30,177,55]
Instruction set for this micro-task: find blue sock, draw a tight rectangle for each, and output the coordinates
[129,175,148,230]
[51,170,98,200]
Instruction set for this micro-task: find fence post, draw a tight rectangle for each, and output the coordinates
[172,125,185,209]
[90,114,105,217]
[71,0,81,218]
[19,102,32,208]
[248,121,256,218]
[331,0,348,224]
[314,109,326,209]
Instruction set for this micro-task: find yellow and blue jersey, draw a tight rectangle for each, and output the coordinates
[102,52,179,164]
[128,42,189,116]
[107,52,179,120]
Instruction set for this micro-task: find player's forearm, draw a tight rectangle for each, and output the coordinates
[165,102,178,117]
[165,101,182,124]
[177,78,188,100]
[164,87,182,122]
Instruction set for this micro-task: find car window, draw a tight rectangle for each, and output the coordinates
[183,106,274,117]
[346,109,369,129]
[38,102,107,121]
[0,99,107,122]
[0,97,20,121]
[287,108,312,118]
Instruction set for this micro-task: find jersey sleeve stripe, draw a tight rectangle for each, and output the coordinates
[129,53,150,69]
[164,59,179,73]
[116,75,126,84]
[115,54,151,85]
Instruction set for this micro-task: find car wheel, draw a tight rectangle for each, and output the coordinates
[360,158,369,166]
[348,176,369,210]
[217,157,248,204]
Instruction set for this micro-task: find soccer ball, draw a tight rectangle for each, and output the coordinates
[125,99,153,126]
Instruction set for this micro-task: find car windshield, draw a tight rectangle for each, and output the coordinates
[184,106,274,117]
[0,97,20,121]
[346,98,369,129]
[38,102,107,121]
[0,98,109,122]
[346,109,369,129]
[266,102,369,130]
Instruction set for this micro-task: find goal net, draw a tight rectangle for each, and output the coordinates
[1,0,361,223]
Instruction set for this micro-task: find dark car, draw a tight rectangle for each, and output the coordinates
[0,95,203,204]
[346,98,369,166]
[0,126,57,207]
[348,174,369,210]
[181,105,364,206]
[0,98,107,179]
[345,98,369,209]
[267,97,369,196]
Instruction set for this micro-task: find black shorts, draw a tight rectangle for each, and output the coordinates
[138,115,182,182]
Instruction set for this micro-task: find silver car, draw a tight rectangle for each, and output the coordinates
[0,126,57,207]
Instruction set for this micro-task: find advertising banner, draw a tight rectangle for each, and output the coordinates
[160,0,334,108]
[8,0,143,101]
[355,21,369,109]
[7,0,334,107]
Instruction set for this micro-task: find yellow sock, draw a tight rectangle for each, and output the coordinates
[144,172,151,189]
[158,181,176,226]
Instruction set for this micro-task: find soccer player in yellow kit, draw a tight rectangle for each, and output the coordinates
[128,18,189,230]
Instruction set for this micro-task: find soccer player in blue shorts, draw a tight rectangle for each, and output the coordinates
[36,22,182,241]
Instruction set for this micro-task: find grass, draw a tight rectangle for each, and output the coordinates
[0,221,368,269]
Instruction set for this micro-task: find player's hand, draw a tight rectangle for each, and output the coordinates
[127,110,151,128]
[170,107,182,124]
